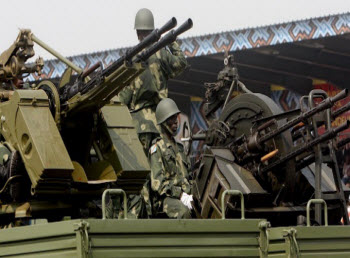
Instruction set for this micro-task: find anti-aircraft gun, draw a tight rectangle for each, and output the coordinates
[0,18,193,223]
[191,54,350,226]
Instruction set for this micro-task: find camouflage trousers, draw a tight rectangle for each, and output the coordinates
[162,197,191,219]
[122,194,149,219]
[105,194,149,219]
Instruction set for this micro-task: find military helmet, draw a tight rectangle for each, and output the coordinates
[156,98,181,125]
[134,8,155,30]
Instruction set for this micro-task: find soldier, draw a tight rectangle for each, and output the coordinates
[149,98,192,218]
[119,8,188,154]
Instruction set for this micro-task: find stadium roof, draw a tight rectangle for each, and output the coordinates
[30,12,350,100]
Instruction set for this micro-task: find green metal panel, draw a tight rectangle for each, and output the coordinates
[0,90,73,189]
[101,103,134,128]
[0,219,265,258]
[3,218,350,257]
[267,225,350,257]
[100,101,150,193]
[0,220,80,257]
[101,102,149,173]
[86,219,263,258]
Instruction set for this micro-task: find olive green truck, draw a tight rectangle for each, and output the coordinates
[1,206,350,257]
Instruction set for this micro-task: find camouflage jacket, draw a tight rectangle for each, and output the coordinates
[119,41,188,134]
[130,105,160,134]
[149,134,191,203]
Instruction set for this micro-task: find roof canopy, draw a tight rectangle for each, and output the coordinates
[31,13,350,99]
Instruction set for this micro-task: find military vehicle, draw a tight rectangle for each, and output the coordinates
[191,54,350,227]
[0,18,193,225]
[2,23,350,258]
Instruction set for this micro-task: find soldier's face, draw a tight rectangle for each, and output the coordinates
[166,114,179,135]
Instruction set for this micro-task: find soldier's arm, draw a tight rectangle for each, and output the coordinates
[149,145,182,199]
[118,86,133,106]
[161,41,188,79]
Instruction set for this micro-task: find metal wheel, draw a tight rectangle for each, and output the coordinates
[217,93,296,197]
[37,80,61,125]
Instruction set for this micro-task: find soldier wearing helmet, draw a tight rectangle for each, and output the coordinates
[119,8,188,154]
[147,98,192,218]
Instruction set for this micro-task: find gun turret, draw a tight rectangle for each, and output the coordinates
[0,20,193,222]
[192,55,350,225]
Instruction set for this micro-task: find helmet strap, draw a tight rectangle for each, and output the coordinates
[162,123,176,137]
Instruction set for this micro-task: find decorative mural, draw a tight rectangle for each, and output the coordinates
[270,85,301,111]
[28,13,350,81]
[190,98,209,158]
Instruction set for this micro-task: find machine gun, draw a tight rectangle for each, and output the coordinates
[192,55,350,226]
[58,17,180,103]
[37,18,193,117]
[0,19,192,223]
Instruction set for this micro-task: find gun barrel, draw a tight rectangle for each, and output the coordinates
[102,18,177,78]
[31,33,83,74]
[337,137,350,149]
[330,89,348,103]
[260,120,350,174]
[333,101,350,119]
[81,62,101,79]
[128,17,177,59]
[173,18,193,36]
[158,17,177,35]
[192,133,206,141]
[258,89,348,144]
[136,18,193,62]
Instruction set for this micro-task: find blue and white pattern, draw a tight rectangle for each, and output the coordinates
[28,13,350,81]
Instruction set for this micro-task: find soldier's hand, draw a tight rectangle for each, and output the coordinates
[180,192,193,209]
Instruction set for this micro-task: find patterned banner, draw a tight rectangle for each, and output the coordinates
[27,13,350,81]
[270,85,301,111]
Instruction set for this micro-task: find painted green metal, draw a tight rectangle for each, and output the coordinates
[306,199,328,226]
[102,189,127,219]
[267,225,350,257]
[221,189,245,219]
[0,218,265,257]
[258,221,271,258]
[0,90,74,190]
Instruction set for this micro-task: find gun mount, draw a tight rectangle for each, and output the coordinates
[192,55,350,226]
[0,29,43,85]
[0,19,192,223]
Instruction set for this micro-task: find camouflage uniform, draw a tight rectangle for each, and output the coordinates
[119,42,188,152]
[149,133,192,219]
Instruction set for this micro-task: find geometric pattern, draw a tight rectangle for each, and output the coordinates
[270,89,301,111]
[190,98,222,159]
[28,12,350,81]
